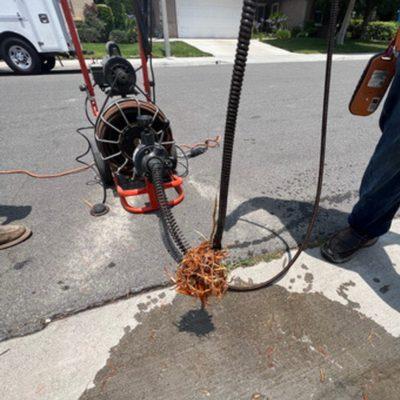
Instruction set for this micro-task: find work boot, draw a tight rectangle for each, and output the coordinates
[321,227,378,264]
[0,225,32,250]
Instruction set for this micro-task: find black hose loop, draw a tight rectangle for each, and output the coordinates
[214,0,340,290]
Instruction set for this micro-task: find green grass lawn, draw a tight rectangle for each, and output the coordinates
[81,41,211,59]
[264,37,388,54]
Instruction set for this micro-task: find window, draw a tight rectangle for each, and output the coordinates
[271,2,279,14]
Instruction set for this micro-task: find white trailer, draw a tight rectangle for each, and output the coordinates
[0,0,73,74]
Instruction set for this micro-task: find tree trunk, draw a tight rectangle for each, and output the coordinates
[336,0,356,46]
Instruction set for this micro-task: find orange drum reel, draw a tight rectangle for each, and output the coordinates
[95,98,184,214]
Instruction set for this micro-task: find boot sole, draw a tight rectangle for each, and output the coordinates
[0,228,32,250]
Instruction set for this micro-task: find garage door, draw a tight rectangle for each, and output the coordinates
[175,0,242,38]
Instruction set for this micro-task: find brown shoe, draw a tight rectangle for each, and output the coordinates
[0,225,32,250]
[321,227,378,264]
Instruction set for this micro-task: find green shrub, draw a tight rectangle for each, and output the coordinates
[74,20,84,30]
[275,29,291,40]
[291,26,302,37]
[97,4,114,36]
[124,15,137,43]
[303,21,317,37]
[266,13,288,33]
[126,28,138,44]
[83,4,106,41]
[348,19,363,39]
[365,21,398,41]
[105,0,126,29]
[109,29,129,43]
[78,26,103,43]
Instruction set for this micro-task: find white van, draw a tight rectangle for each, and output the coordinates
[0,0,73,74]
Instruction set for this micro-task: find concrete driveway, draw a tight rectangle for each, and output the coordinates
[1,220,399,400]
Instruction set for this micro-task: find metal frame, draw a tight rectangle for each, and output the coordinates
[59,0,184,215]
[59,0,98,117]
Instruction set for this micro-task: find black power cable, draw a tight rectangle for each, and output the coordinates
[214,0,340,291]
[145,0,340,293]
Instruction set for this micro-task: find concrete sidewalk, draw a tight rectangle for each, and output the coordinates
[1,219,399,400]
[182,39,373,64]
[0,39,373,74]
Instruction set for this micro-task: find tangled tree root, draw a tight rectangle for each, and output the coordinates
[175,241,228,306]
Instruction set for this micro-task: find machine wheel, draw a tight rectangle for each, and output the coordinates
[1,37,41,74]
[40,55,56,72]
[93,150,114,188]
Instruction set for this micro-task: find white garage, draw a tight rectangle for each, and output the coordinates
[175,0,242,38]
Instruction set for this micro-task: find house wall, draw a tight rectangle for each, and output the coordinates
[264,0,314,28]
[69,0,93,21]
[279,0,310,28]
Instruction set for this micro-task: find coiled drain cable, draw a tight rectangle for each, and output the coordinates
[216,0,340,291]
[151,0,340,291]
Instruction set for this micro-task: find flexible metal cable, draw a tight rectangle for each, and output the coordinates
[213,0,340,291]
[213,0,258,250]
[149,159,190,256]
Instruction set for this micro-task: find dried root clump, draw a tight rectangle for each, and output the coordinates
[175,241,228,306]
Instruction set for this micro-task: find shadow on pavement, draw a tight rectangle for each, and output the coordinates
[0,205,32,225]
[176,307,215,337]
[225,196,400,313]
[225,196,349,247]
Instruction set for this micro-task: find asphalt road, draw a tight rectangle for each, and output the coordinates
[0,60,384,340]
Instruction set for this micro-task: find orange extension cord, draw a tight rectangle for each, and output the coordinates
[0,136,221,179]
[0,164,94,179]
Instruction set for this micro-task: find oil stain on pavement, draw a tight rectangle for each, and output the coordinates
[79,287,400,400]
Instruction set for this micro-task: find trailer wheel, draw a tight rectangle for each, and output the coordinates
[40,56,56,72]
[1,37,41,74]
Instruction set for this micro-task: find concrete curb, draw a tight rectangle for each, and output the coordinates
[0,53,372,74]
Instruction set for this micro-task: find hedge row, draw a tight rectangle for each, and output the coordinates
[349,20,399,42]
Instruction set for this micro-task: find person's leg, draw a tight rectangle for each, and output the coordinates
[321,57,400,263]
[348,55,400,238]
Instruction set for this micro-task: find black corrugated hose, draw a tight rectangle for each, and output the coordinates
[150,0,340,291]
[149,159,190,257]
[213,0,340,291]
[212,0,260,250]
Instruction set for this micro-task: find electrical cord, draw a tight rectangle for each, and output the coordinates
[0,126,107,204]
[215,0,340,291]
[0,164,92,179]
[85,96,96,127]
[0,125,95,180]
[148,0,156,103]
[180,135,222,158]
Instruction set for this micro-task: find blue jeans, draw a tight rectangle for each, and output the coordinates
[349,56,400,238]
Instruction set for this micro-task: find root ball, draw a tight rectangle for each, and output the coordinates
[175,241,228,305]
